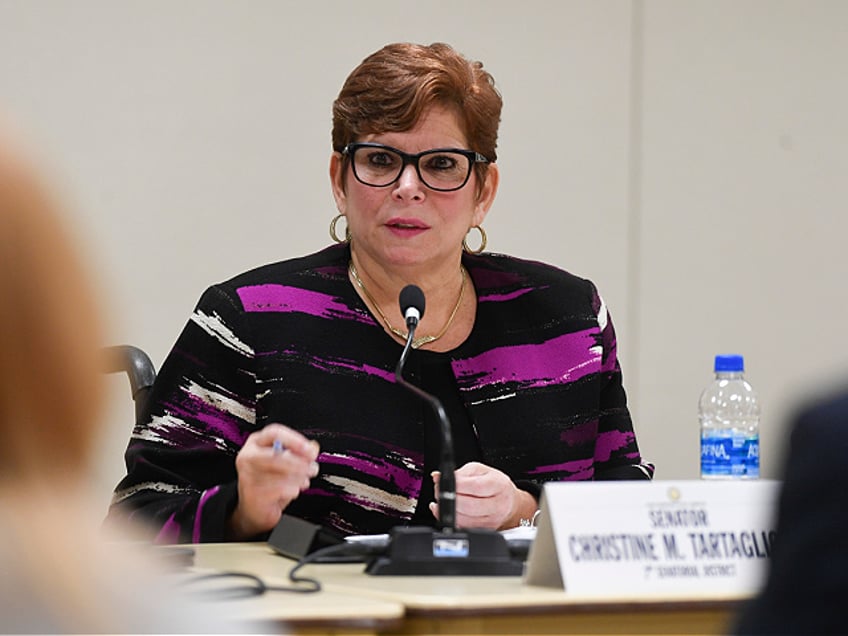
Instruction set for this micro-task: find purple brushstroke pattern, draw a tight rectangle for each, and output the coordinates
[301,430,424,467]
[236,284,371,324]
[161,390,248,446]
[560,421,600,446]
[477,287,536,303]
[192,486,220,543]
[467,267,528,289]
[528,458,595,480]
[305,353,396,384]
[453,329,600,390]
[155,513,181,544]
[594,429,638,462]
[254,346,395,383]
[320,451,420,497]
[312,263,346,277]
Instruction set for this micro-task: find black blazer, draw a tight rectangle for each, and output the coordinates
[734,387,848,635]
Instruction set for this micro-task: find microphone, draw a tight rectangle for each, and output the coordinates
[399,284,424,328]
[395,285,455,531]
[365,284,523,576]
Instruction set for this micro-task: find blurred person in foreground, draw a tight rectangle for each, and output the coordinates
[0,126,252,633]
[107,42,653,544]
[733,386,848,635]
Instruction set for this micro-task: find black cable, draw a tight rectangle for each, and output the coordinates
[287,541,385,589]
[177,571,270,600]
[176,542,382,599]
[178,568,320,599]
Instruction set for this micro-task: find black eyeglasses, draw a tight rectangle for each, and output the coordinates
[342,142,489,192]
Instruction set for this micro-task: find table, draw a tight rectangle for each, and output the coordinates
[190,542,747,634]
[188,542,403,634]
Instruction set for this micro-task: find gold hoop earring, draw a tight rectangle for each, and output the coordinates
[463,225,487,254]
[330,214,350,243]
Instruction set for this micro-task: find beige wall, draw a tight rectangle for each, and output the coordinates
[635,0,848,481]
[1,0,845,510]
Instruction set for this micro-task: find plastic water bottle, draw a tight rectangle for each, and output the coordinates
[699,354,760,479]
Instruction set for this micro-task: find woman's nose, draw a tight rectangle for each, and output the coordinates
[393,164,426,200]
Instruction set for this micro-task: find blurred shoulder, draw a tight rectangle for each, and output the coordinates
[790,384,848,446]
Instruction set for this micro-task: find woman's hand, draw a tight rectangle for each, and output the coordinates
[227,423,320,540]
[428,461,537,530]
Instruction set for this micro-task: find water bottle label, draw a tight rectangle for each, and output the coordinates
[701,434,759,478]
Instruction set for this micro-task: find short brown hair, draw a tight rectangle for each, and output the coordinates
[332,42,502,185]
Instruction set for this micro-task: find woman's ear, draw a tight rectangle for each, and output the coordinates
[329,152,347,213]
[473,162,499,226]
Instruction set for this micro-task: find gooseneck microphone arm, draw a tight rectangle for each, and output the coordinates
[395,285,456,531]
[365,284,522,576]
[275,284,524,577]
[365,285,524,576]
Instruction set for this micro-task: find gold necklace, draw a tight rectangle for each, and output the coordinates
[349,260,467,349]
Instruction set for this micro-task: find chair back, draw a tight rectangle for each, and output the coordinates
[102,345,156,425]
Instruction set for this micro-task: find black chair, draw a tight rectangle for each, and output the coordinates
[102,345,156,425]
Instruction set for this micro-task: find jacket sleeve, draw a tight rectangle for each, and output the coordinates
[590,288,654,481]
[106,285,259,543]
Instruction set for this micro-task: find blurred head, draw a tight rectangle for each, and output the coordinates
[0,132,105,483]
[332,42,502,194]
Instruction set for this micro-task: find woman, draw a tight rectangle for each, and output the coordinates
[108,42,653,543]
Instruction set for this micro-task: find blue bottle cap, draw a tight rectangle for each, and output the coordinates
[714,354,744,372]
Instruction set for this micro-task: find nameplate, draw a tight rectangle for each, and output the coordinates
[524,480,779,597]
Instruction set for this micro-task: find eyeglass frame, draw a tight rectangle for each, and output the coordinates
[340,141,490,192]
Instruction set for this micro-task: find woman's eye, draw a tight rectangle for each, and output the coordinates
[367,152,397,167]
[427,155,458,171]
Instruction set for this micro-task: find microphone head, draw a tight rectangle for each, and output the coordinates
[399,284,425,327]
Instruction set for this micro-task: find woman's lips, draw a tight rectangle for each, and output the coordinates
[386,219,428,235]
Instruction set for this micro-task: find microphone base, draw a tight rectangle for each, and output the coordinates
[268,514,344,560]
[365,526,524,576]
